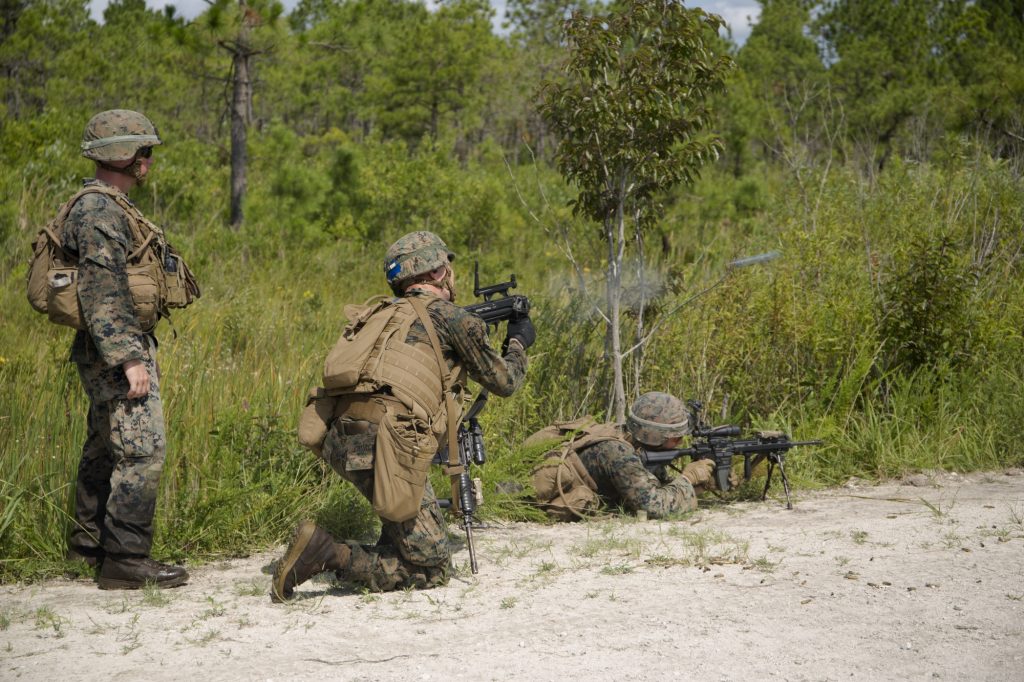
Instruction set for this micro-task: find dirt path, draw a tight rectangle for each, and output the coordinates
[3,471,1023,681]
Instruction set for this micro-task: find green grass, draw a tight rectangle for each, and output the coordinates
[2,153,1023,583]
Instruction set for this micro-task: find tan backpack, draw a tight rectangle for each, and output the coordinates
[26,185,199,331]
[298,296,463,523]
[528,417,627,521]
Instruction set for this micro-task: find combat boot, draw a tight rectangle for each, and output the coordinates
[271,520,350,602]
[97,556,189,590]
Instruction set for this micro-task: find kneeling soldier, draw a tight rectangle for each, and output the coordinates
[272,231,532,599]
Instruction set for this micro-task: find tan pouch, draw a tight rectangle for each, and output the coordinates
[372,409,438,522]
[127,260,163,331]
[162,251,200,308]
[45,267,82,329]
[297,389,340,456]
[531,448,601,521]
[543,485,601,522]
[323,299,396,391]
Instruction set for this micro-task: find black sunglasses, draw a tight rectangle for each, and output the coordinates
[137,146,153,159]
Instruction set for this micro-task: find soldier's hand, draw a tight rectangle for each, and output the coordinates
[680,459,714,487]
[505,316,536,350]
[124,360,150,399]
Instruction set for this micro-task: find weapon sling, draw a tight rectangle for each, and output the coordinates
[406,298,475,568]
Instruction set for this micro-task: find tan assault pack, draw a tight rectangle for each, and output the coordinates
[527,417,627,521]
[298,296,464,523]
[26,184,199,331]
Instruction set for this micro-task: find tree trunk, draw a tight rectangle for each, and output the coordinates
[607,181,628,423]
[229,45,251,230]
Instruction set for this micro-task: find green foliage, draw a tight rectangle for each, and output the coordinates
[879,234,977,374]
[539,0,733,225]
[2,0,1024,583]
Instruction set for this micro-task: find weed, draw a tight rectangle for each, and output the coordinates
[359,591,381,604]
[981,527,1011,541]
[751,556,779,573]
[584,591,600,599]
[535,561,559,575]
[669,528,749,566]
[645,554,690,568]
[34,606,67,636]
[1006,594,1023,601]
[106,598,130,615]
[234,580,265,597]
[851,530,868,544]
[942,531,964,549]
[117,614,141,655]
[500,597,517,609]
[200,597,226,619]
[600,563,633,575]
[919,497,944,518]
[188,628,222,646]
[0,611,10,630]
[836,556,851,567]
[140,583,172,607]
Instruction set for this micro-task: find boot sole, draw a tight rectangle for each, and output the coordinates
[271,520,316,603]
[97,574,188,590]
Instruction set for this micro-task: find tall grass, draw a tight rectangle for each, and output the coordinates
[2,151,1023,582]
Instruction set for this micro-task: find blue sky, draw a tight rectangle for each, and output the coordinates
[86,0,761,45]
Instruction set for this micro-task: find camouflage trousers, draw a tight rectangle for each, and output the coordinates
[320,420,451,592]
[70,341,166,558]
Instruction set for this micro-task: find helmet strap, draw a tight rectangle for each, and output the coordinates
[440,265,457,303]
[96,157,145,185]
[405,265,456,302]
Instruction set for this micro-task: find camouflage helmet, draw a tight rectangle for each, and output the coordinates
[626,392,690,446]
[81,109,162,163]
[384,231,455,292]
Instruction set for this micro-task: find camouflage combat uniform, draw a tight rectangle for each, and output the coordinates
[64,179,166,559]
[577,430,698,519]
[319,290,527,591]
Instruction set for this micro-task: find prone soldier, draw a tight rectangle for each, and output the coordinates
[529,391,716,520]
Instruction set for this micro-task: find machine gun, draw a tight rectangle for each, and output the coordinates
[638,400,822,509]
[435,266,531,573]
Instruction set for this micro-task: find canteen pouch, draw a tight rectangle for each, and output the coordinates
[298,389,340,456]
[372,409,438,523]
[45,267,83,329]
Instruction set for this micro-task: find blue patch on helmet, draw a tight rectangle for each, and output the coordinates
[385,259,402,282]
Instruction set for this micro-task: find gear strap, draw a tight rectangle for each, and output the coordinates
[406,298,462,486]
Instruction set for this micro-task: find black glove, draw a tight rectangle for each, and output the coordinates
[505,316,536,351]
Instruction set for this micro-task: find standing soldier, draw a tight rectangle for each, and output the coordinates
[530,392,716,519]
[58,110,197,589]
[273,231,533,599]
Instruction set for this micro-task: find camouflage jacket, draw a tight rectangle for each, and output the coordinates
[61,179,149,367]
[577,434,697,519]
[403,290,526,396]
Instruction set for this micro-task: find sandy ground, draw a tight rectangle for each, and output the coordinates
[2,470,1023,682]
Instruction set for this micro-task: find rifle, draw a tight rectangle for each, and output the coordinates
[461,263,531,329]
[638,400,822,510]
[435,265,530,573]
